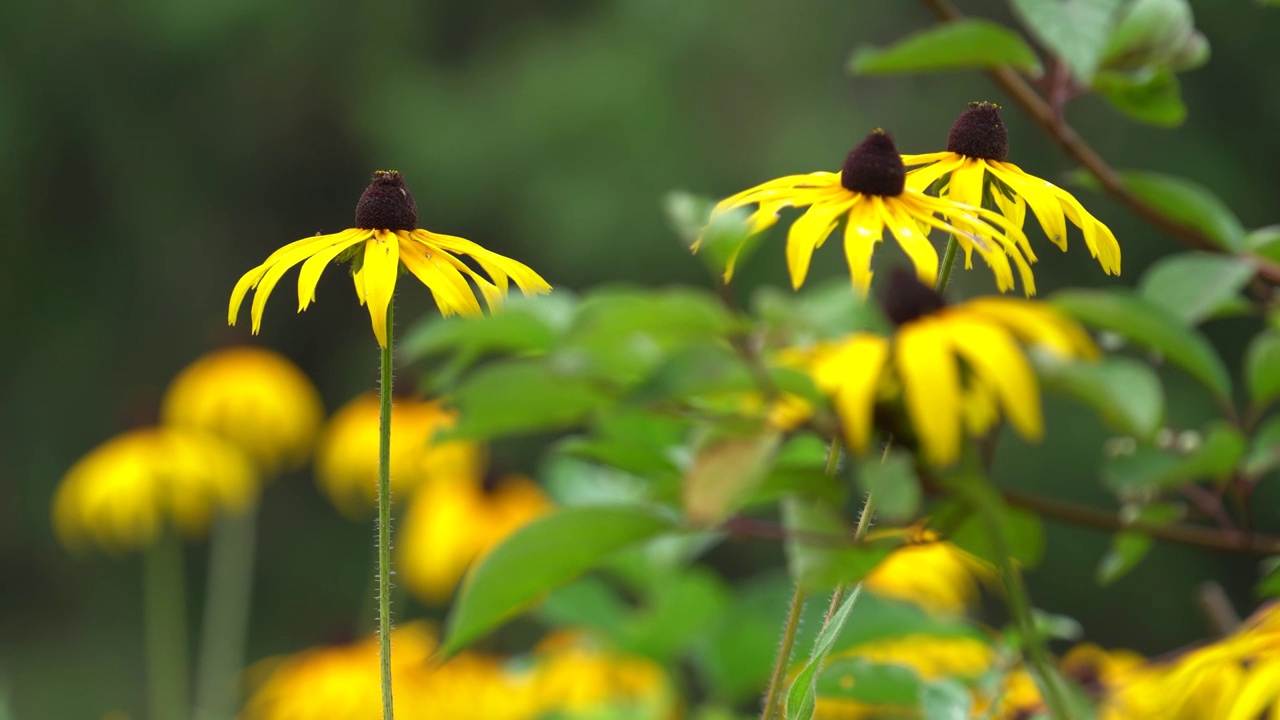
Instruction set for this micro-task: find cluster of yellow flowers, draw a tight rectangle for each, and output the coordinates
[241,623,673,720]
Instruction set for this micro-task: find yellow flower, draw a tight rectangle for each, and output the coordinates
[863,529,990,615]
[790,271,1097,466]
[903,102,1121,276]
[530,632,674,718]
[228,170,551,347]
[698,129,1036,295]
[399,473,551,604]
[160,346,323,476]
[314,393,482,517]
[984,643,1153,720]
[53,428,258,551]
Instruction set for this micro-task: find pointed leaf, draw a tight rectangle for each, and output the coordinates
[850,19,1042,75]
[1247,331,1280,409]
[1036,355,1164,439]
[1138,252,1256,325]
[786,586,863,720]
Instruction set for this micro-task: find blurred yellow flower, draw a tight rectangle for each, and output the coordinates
[228,170,550,348]
[314,393,482,517]
[904,103,1121,277]
[241,625,672,720]
[985,643,1152,719]
[698,129,1035,295]
[864,530,990,615]
[161,346,323,476]
[398,473,551,604]
[53,428,258,551]
[789,271,1096,466]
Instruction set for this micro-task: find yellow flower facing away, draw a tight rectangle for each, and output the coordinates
[903,102,1121,277]
[697,129,1036,295]
[160,346,323,476]
[790,270,1097,466]
[399,472,551,604]
[863,529,991,615]
[53,428,258,551]
[228,170,551,347]
[314,393,483,517]
[241,623,673,720]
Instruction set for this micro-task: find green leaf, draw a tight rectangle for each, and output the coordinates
[754,280,888,346]
[832,593,990,651]
[816,658,924,706]
[1093,68,1186,126]
[448,360,609,439]
[1247,331,1280,409]
[1180,422,1246,483]
[786,586,864,720]
[1248,225,1280,264]
[781,497,895,590]
[849,19,1042,75]
[1138,252,1256,325]
[1009,0,1124,82]
[1101,0,1204,72]
[665,191,759,281]
[442,506,676,656]
[919,678,973,720]
[1104,423,1245,493]
[695,574,797,703]
[1102,446,1185,493]
[683,430,782,526]
[1243,416,1280,477]
[1036,355,1165,439]
[1113,171,1245,251]
[1256,560,1280,599]
[856,450,922,524]
[950,503,1046,569]
[1053,289,1232,399]
[1096,531,1155,584]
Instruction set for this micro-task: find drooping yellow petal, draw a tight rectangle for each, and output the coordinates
[904,154,964,193]
[1056,188,1122,275]
[879,196,939,286]
[841,198,880,293]
[785,196,856,289]
[1225,659,1280,720]
[900,151,957,167]
[946,158,986,210]
[352,265,366,307]
[229,231,354,327]
[709,172,841,217]
[946,317,1042,441]
[399,239,483,317]
[296,231,371,312]
[248,232,361,335]
[810,335,890,454]
[988,161,1070,251]
[896,319,962,466]
[961,298,1098,359]
[416,242,504,311]
[361,230,401,348]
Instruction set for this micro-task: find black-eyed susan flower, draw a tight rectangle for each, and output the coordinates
[788,271,1097,466]
[228,171,551,347]
[903,103,1122,276]
[528,632,673,717]
[863,528,991,615]
[53,428,258,551]
[314,393,483,517]
[698,130,1036,294]
[399,472,550,604]
[985,644,1156,720]
[160,346,323,476]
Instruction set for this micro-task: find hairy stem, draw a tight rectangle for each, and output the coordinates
[144,532,189,720]
[378,303,396,720]
[760,584,807,720]
[194,508,259,720]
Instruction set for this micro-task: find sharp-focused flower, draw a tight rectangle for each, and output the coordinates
[788,271,1097,466]
[160,346,323,476]
[314,393,482,517]
[399,472,551,604]
[903,102,1121,276]
[53,428,258,551]
[241,625,671,720]
[228,170,551,347]
[863,528,990,615]
[698,130,1036,294]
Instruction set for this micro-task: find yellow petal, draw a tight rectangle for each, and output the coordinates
[1226,659,1280,720]
[399,239,483,317]
[412,230,551,295]
[896,319,962,466]
[905,155,964,193]
[811,335,890,454]
[228,231,353,326]
[961,299,1098,359]
[1057,188,1122,275]
[785,196,855,289]
[945,158,986,209]
[946,317,1043,441]
[841,198,880,293]
[352,265,366,307]
[296,232,370,312]
[248,232,357,335]
[362,230,401,348]
[710,172,840,217]
[989,162,1069,251]
[900,151,957,166]
[879,196,938,286]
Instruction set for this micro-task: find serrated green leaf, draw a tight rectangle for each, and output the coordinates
[447,360,609,439]
[442,506,675,656]
[1010,0,1123,82]
[1097,531,1155,584]
[1036,355,1164,439]
[1053,289,1232,399]
[786,586,863,720]
[1093,68,1186,126]
[850,19,1042,75]
[1138,252,1256,325]
[856,450,921,524]
[1247,331,1280,409]
[781,497,896,591]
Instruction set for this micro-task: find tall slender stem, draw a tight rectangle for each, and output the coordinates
[144,532,189,720]
[760,584,806,720]
[193,508,259,720]
[936,234,961,293]
[378,303,396,720]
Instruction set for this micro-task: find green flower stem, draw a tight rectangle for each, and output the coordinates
[193,507,259,720]
[378,302,396,720]
[144,532,190,720]
[759,583,806,720]
[936,233,961,293]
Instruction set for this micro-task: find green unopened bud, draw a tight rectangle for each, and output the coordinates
[1102,0,1204,72]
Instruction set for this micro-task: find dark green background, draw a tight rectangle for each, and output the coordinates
[3,1,1279,716]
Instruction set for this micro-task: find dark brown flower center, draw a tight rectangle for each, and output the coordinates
[354,170,418,230]
[840,130,906,196]
[879,268,945,326]
[946,102,1008,161]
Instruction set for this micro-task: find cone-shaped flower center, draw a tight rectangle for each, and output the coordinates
[355,170,418,230]
[946,102,1008,161]
[880,269,945,326]
[840,130,906,196]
